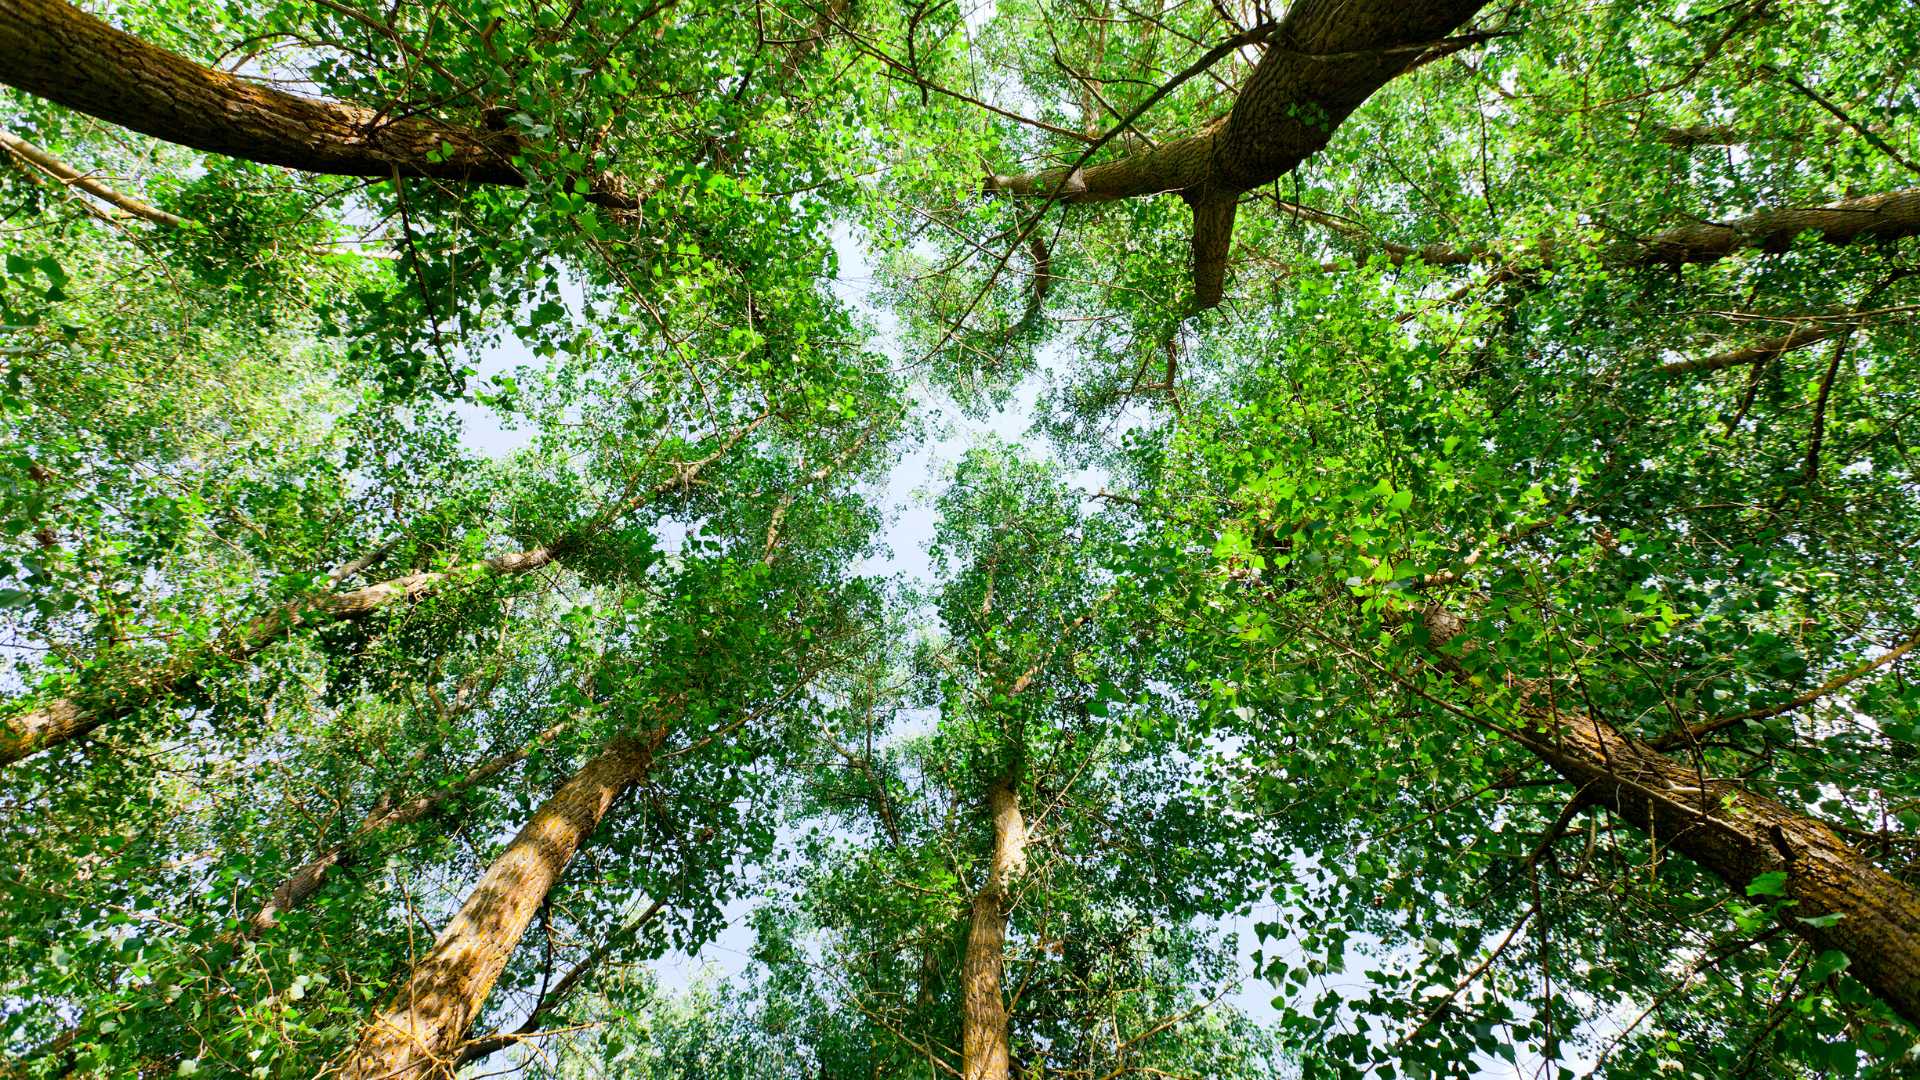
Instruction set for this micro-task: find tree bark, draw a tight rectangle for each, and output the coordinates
[0,0,635,207]
[1280,187,1920,274]
[961,773,1027,1080]
[1615,187,1920,265]
[985,0,1492,306]
[335,729,665,1080]
[0,545,557,767]
[453,892,669,1065]
[1417,606,1920,1027]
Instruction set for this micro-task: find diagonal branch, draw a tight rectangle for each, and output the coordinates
[0,0,638,207]
[0,127,183,224]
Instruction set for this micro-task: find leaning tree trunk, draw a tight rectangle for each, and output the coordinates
[961,774,1028,1080]
[0,419,766,767]
[1418,606,1920,1027]
[0,545,561,767]
[0,0,641,205]
[335,730,665,1080]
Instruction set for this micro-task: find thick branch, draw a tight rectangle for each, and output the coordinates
[1658,323,1846,376]
[0,0,636,207]
[1279,187,1920,281]
[0,126,182,224]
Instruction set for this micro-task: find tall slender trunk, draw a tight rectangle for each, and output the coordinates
[335,729,665,1080]
[1418,606,1920,1026]
[0,419,765,767]
[961,774,1027,1080]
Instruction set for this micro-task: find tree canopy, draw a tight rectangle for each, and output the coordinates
[2,0,1918,1076]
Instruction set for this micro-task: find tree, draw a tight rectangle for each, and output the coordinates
[5,0,1920,1075]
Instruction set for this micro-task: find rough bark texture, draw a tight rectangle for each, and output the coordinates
[453,893,668,1065]
[961,775,1027,1080]
[1419,606,1920,1027]
[0,0,637,206]
[0,0,519,179]
[985,0,1491,306]
[1617,188,1920,265]
[336,730,664,1080]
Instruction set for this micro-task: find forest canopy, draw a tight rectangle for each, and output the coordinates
[2,0,1918,1076]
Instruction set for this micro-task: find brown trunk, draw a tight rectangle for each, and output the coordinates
[1284,187,1920,276]
[984,0,1491,306]
[336,729,664,1080]
[0,0,637,207]
[961,774,1027,1080]
[1419,607,1920,1026]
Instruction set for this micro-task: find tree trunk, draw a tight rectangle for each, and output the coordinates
[0,0,637,206]
[984,0,1491,306]
[1418,606,1920,1027]
[0,545,559,767]
[335,729,665,1080]
[961,774,1027,1080]
[0,419,766,767]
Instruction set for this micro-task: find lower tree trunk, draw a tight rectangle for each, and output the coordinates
[334,729,665,1080]
[1419,606,1920,1027]
[961,774,1027,1080]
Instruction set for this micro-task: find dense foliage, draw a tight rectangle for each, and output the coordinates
[2,0,1918,1076]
